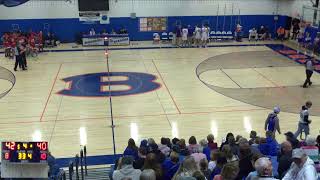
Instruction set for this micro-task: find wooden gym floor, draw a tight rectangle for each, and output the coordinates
[0,41,319,158]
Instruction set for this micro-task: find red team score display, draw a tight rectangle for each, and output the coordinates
[1,142,48,163]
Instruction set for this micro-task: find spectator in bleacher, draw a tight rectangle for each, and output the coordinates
[47,151,59,178]
[173,156,198,180]
[190,149,206,167]
[178,139,190,156]
[210,153,227,179]
[188,136,200,154]
[199,139,211,161]
[220,132,234,150]
[227,136,239,156]
[258,26,267,40]
[249,28,258,41]
[254,157,276,179]
[147,138,159,154]
[143,153,163,180]
[285,131,300,149]
[113,156,141,180]
[235,135,243,145]
[133,147,147,169]
[245,153,263,180]
[162,151,180,179]
[251,137,260,153]
[213,162,239,180]
[301,135,319,164]
[277,26,285,41]
[278,141,293,179]
[258,131,278,157]
[249,131,257,145]
[192,171,205,180]
[283,148,318,180]
[140,139,148,149]
[199,158,211,180]
[264,107,281,137]
[158,137,171,157]
[239,138,260,155]
[207,134,218,150]
[140,169,156,180]
[237,143,254,179]
[208,151,218,171]
[123,138,139,160]
[222,145,239,164]
[316,135,320,153]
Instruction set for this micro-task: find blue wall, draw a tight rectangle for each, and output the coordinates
[0,15,288,43]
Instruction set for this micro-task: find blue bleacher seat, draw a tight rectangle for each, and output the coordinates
[210,31,216,41]
[161,32,168,41]
[168,32,173,41]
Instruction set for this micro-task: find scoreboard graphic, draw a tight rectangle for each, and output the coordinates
[1,142,48,163]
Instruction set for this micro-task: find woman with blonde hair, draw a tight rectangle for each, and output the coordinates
[173,156,198,180]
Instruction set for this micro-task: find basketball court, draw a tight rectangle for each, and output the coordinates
[0,41,320,159]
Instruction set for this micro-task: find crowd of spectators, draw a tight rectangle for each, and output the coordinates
[110,131,320,180]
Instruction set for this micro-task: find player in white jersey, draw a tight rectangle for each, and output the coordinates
[182,26,189,47]
[194,25,202,47]
[201,25,209,48]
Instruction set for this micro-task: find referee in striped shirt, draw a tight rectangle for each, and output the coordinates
[302,58,315,88]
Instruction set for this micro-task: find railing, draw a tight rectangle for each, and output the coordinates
[67,145,88,180]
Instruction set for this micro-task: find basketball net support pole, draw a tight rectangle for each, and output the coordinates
[106,49,117,156]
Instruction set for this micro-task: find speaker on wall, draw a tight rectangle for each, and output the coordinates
[78,0,109,11]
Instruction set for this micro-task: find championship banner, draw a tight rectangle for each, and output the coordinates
[79,12,100,22]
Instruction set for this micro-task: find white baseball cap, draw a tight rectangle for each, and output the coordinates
[274,106,281,114]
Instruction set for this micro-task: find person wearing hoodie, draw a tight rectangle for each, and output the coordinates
[258,131,278,157]
[264,107,281,137]
[113,156,141,180]
[283,148,318,180]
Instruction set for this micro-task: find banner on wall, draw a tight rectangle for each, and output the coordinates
[0,0,29,7]
[79,12,101,22]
